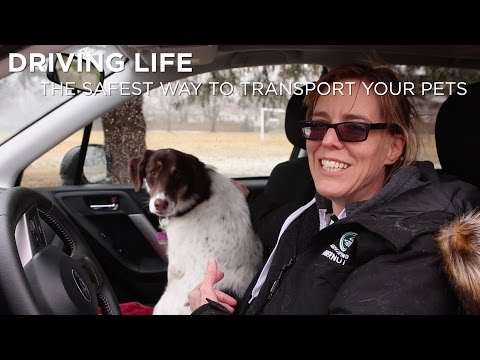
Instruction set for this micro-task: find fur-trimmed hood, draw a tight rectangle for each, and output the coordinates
[436,210,480,315]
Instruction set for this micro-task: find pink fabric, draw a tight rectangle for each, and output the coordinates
[120,302,154,315]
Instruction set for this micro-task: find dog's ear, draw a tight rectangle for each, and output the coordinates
[129,150,153,192]
[184,152,212,199]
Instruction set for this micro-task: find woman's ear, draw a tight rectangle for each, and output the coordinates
[385,135,405,165]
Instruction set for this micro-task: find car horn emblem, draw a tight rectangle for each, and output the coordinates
[72,269,91,302]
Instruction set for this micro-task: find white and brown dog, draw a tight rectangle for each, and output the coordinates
[129,148,263,315]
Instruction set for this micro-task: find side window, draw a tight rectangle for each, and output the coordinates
[22,64,479,187]
[24,63,478,187]
[21,129,85,187]
[22,64,324,186]
[395,65,480,167]
[141,64,324,179]
[21,128,107,187]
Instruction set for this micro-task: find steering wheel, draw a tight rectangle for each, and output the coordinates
[0,187,121,315]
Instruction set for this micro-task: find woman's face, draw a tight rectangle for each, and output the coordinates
[306,80,405,214]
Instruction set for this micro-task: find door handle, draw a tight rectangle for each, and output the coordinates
[87,195,119,211]
[89,203,119,211]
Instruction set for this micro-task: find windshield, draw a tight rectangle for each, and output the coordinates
[0,45,123,145]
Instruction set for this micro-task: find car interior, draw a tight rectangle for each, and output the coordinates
[0,45,479,314]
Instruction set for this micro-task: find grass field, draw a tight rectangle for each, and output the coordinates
[20,130,440,188]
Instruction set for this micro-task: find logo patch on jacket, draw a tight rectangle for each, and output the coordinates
[321,232,357,266]
[339,232,357,251]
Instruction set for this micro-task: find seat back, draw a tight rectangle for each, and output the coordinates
[249,89,315,256]
[285,89,307,154]
[264,89,314,204]
[434,82,480,315]
[435,82,480,188]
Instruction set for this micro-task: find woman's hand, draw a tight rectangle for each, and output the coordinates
[188,258,238,313]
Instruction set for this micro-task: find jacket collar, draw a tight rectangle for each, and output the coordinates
[315,161,437,250]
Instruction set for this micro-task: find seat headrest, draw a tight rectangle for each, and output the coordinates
[435,82,480,187]
[285,90,307,149]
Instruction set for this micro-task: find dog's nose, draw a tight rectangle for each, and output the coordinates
[154,199,169,211]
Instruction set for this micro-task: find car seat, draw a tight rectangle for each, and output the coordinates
[435,82,480,188]
[434,82,480,314]
[249,89,316,257]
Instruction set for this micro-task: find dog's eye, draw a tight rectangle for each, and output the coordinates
[173,171,183,179]
[150,170,157,176]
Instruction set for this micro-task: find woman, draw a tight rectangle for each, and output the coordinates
[189,63,480,315]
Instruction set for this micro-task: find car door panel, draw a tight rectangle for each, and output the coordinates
[39,186,167,305]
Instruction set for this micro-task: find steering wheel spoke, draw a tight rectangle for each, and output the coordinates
[14,206,47,267]
[0,187,120,315]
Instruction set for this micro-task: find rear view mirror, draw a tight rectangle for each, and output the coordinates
[47,53,105,93]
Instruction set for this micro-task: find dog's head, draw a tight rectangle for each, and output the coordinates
[129,148,212,217]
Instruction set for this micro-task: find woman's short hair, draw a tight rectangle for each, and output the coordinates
[305,62,420,182]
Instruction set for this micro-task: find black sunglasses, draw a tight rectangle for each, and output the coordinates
[300,121,400,142]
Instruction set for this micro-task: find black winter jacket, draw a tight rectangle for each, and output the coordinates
[194,162,480,315]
